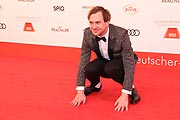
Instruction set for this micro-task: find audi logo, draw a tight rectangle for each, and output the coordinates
[53,6,65,11]
[0,23,6,29]
[127,29,140,36]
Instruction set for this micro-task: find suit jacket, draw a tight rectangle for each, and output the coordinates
[76,24,137,91]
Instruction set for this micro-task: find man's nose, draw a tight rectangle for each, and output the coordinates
[91,23,97,29]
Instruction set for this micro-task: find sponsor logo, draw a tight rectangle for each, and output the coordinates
[161,0,180,3]
[53,6,65,11]
[154,20,180,26]
[16,16,40,22]
[164,28,180,39]
[18,0,35,2]
[0,23,6,29]
[123,4,139,15]
[23,22,35,32]
[51,26,69,32]
[82,6,94,10]
[137,55,180,67]
[127,29,140,36]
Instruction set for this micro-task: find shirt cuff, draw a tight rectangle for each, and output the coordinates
[76,86,85,91]
[121,89,132,95]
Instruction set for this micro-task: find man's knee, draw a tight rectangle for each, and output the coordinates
[104,65,114,75]
[84,64,97,75]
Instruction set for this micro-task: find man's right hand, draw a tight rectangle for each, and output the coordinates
[71,90,86,106]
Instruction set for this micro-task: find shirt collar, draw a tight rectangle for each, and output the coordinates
[104,27,109,41]
[97,27,109,41]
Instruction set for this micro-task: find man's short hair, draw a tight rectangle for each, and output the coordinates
[87,6,111,22]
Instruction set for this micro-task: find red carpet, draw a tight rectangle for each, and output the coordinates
[0,56,180,120]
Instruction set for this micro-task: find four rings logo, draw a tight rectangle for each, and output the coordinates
[0,23,6,29]
[127,29,140,36]
[53,6,65,11]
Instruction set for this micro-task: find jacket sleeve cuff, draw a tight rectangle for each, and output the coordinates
[76,86,85,91]
[121,89,132,95]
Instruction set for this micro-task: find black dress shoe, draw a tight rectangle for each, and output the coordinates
[84,84,102,96]
[129,88,141,104]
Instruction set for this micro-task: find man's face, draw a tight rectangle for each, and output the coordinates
[89,11,109,36]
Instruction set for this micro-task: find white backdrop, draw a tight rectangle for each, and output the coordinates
[0,0,180,54]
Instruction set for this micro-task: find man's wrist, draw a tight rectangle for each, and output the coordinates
[121,92,129,97]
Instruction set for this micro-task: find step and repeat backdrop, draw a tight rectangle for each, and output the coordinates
[0,0,180,68]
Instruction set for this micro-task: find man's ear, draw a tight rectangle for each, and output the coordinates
[106,21,110,26]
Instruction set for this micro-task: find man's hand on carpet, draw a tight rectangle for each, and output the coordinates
[71,90,86,106]
[114,93,129,112]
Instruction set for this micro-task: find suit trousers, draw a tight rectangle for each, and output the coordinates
[84,58,124,87]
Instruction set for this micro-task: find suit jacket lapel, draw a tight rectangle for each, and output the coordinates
[108,25,116,60]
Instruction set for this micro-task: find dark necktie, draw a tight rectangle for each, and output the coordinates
[95,36,106,42]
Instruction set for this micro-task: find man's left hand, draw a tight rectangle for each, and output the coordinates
[114,93,129,112]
